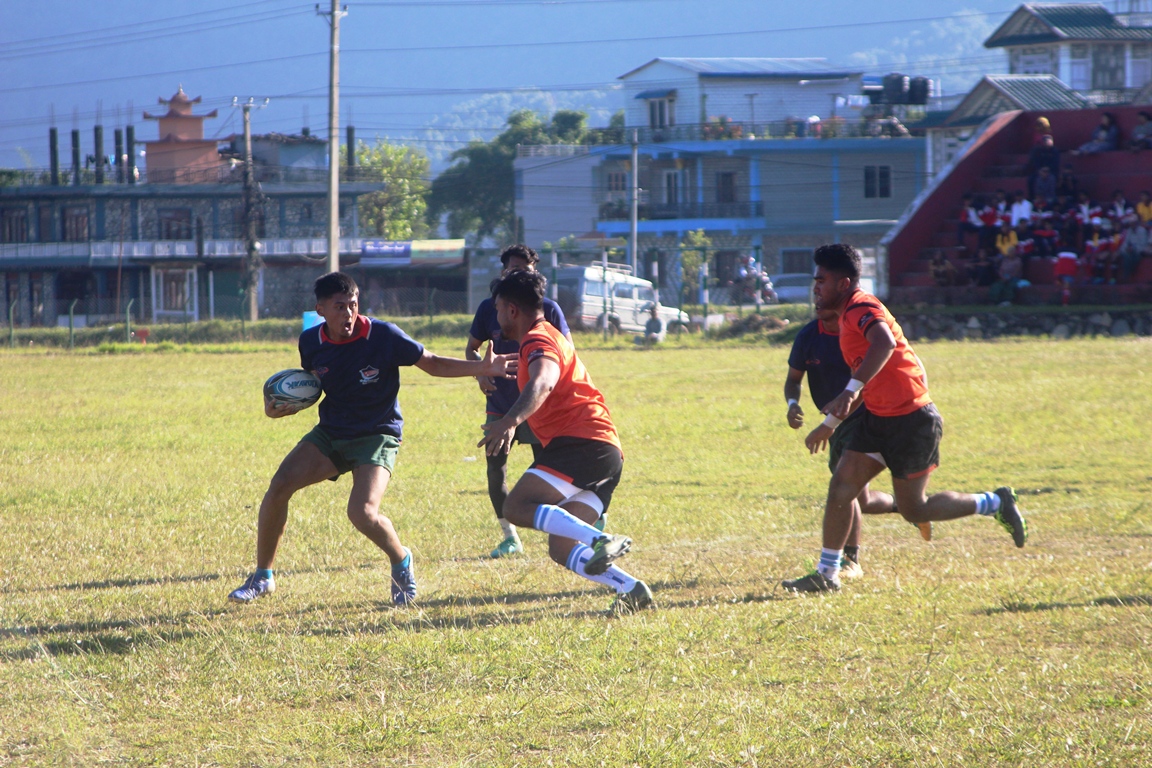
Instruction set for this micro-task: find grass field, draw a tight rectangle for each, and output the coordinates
[1,335,1149,766]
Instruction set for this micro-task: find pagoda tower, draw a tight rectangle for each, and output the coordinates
[142,87,225,183]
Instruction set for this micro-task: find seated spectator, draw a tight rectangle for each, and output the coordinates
[1108,189,1133,222]
[1085,218,1121,284]
[1010,191,1033,227]
[1033,116,1052,145]
[1118,217,1152,282]
[1128,111,1152,152]
[1054,249,1080,304]
[1056,164,1079,199]
[992,188,1010,222]
[1033,166,1057,203]
[1031,199,1059,258]
[930,250,959,287]
[1026,134,1060,200]
[967,247,996,287]
[1137,190,1152,224]
[995,220,1018,257]
[956,193,985,249]
[989,246,1023,305]
[635,305,665,347]
[1071,112,1119,155]
[1014,220,1035,267]
[1057,198,1082,252]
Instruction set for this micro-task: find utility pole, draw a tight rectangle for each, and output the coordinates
[630,129,639,274]
[318,1,348,273]
[233,97,269,323]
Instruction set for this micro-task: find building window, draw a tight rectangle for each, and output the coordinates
[1,208,28,243]
[607,171,627,193]
[663,170,680,205]
[38,206,53,242]
[716,172,736,204]
[780,248,814,275]
[158,208,193,240]
[514,170,524,201]
[1132,44,1152,88]
[648,99,674,129]
[864,165,891,199]
[62,206,88,242]
[1093,43,1126,90]
[1069,45,1090,91]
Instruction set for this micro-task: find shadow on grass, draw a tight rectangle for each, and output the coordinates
[980,594,1152,615]
[2,563,380,595]
[3,629,201,661]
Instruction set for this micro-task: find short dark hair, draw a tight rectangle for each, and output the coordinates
[813,243,861,280]
[499,244,540,267]
[315,272,358,301]
[491,268,544,312]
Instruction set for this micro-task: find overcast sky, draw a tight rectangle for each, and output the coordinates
[0,0,1038,169]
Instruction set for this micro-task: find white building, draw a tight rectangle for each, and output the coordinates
[618,58,866,142]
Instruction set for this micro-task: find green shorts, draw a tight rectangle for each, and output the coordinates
[485,412,540,446]
[828,409,865,474]
[300,425,401,477]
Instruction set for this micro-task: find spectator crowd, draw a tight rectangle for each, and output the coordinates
[937,112,1152,305]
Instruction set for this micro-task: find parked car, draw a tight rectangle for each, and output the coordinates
[552,264,689,333]
[768,273,814,304]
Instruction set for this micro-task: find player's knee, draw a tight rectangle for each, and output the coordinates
[266,471,300,503]
[346,503,384,532]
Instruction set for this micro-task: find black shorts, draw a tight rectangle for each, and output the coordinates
[848,403,943,480]
[828,407,866,474]
[529,436,623,515]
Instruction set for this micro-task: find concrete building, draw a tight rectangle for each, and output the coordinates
[0,88,384,326]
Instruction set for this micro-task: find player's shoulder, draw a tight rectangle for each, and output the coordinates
[473,297,496,317]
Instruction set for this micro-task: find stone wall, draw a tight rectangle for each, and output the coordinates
[899,310,1152,341]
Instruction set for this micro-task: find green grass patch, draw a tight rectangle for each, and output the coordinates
[1,339,1149,765]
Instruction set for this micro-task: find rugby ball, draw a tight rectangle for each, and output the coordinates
[264,369,322,408]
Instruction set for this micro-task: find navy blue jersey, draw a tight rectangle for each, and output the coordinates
[469,296,569,415]
[299,316,424,440]
[787,319,851,412]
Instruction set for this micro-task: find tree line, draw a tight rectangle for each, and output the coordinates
[357,108,624,244]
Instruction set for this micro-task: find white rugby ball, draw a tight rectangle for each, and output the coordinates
[264,369,322,408]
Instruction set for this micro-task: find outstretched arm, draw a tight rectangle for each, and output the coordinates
[477,356,560,456]
[415,342,516,379]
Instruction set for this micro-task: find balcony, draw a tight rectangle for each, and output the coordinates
[599,200,763,221]
[0,165,385,188]
[0,237,364,262]
[631,117,912,143]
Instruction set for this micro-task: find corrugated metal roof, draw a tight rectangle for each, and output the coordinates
[985,74,1093,111]
[986,3,1152,48]
[619,58,860,80]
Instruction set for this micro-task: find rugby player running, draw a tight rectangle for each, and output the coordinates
[784,307,931,582]
[782,244,1027,593]
[478,269,654,614]
[466,245,572,559]
[228,272,517,606]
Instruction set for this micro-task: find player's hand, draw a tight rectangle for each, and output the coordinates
[478,417,516,456]
[480,342,518,379]
[805,423,834,454]
[476,376,496,394]
[787,402,805,429]
[264,396,304,419]
[825,388,858,421]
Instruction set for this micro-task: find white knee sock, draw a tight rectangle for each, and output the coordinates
[533,504,602,545]
[565,543,637,594]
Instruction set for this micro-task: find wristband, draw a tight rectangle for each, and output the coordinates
[822,413,842,429]
[787,398,799,408]
[845,378,864,393]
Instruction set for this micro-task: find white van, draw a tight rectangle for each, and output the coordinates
[551,264,689,333]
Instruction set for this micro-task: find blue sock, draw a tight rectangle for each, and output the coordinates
[255,568,273,580]
[392,548,411,573]
[974,491,1001,516]
[817,548,843,580]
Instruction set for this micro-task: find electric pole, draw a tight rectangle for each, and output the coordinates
[318,2,347,273]
[233,97,269,323]
[629,129,639,274]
